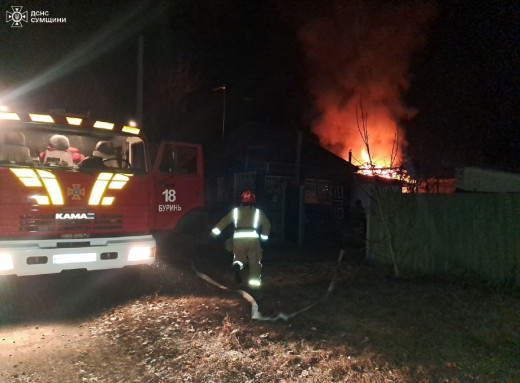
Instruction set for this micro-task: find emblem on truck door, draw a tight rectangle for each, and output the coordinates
[67,184,85,200]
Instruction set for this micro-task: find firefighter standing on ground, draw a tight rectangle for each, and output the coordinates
[211,190,271,289]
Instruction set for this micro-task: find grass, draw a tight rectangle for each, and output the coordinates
[1,238,519,382]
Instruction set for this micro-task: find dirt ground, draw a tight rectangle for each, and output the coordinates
[0,236,519,382]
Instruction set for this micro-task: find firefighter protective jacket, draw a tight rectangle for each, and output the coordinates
[212,206,271,240]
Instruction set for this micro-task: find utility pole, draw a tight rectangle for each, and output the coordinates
[136,35,144,128]
[213,84,226,137]
[222,85,226,137]
[295,130,302,184]
[295,130,304,247]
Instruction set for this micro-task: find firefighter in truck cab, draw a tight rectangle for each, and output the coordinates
[211,190,271,289]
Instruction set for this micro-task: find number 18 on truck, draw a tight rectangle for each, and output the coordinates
[0,109,204,276]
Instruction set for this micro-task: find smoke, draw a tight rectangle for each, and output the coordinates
[299,0,437,166]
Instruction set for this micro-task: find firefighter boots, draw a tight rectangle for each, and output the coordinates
[232,263,242,283]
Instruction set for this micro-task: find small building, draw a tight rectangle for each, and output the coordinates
[203,122,359,247]
[455,167,520,193]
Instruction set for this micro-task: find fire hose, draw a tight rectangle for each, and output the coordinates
[192,249,345,322]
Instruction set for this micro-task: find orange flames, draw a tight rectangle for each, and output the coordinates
[357,149,401,180]
[299,1,437,184]
[314,101,408,181]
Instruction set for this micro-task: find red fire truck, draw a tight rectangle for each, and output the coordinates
[0,109,204,276]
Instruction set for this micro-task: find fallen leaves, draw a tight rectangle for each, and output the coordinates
[1,252,517,382]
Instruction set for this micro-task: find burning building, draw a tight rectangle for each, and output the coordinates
[299,0,437,185]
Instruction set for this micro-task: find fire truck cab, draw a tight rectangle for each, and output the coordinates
[0,110,204,276]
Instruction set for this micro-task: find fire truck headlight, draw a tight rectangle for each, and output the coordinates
[0,253,14,271]
[128,246,155,262]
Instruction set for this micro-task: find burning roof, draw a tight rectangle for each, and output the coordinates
[299,1,437,183]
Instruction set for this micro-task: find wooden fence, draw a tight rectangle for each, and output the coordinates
[367,191,520,287]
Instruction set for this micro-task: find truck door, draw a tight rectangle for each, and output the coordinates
[151,141,204,231]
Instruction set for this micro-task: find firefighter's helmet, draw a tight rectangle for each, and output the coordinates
[4,131,26,146]
[93,140,114,156]
[241,190,256,203]
[48,134,70,151]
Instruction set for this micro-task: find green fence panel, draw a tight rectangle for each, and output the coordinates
[368,192,520,287]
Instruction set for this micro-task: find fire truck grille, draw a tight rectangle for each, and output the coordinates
[18,214,124,232]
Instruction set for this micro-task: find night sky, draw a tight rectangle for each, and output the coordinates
[0,0,518,175]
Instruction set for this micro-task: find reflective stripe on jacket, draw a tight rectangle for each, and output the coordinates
[214,206,271,239]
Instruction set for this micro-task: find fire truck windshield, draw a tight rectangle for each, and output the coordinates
[0,121,147,172]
